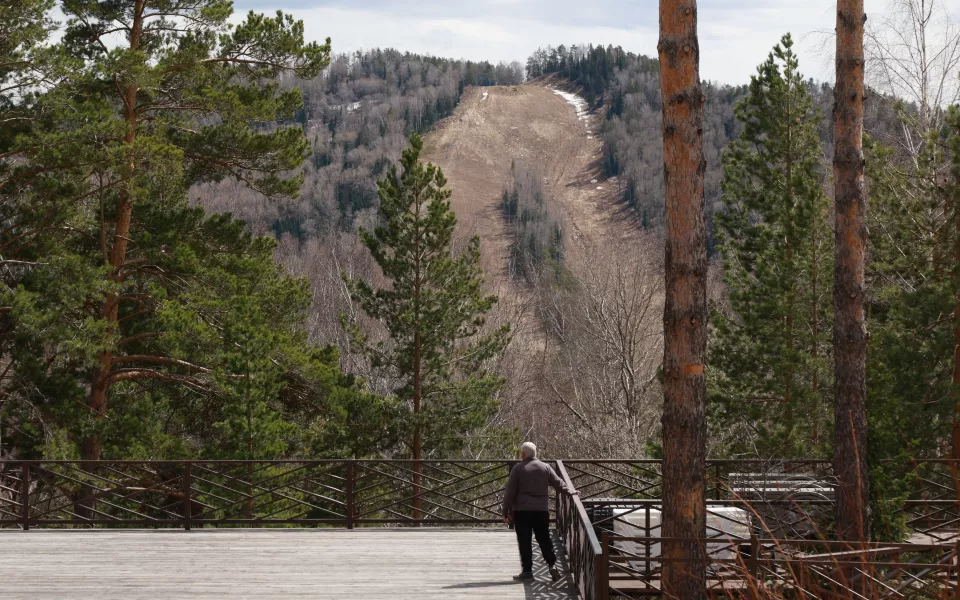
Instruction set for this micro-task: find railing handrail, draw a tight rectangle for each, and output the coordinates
[557,459,602,555]
[3,457,953,464]
[0,459,517,465]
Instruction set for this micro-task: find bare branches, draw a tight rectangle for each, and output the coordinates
[867,0,960,152]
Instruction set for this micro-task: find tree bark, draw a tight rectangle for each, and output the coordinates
[412,191,423,523]
[951,156,960,499]
[833,0,871,543]
[658,1,708,598]
[83,0,146,464]
[413,329,422,522]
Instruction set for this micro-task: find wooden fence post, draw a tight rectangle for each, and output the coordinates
[21,463,30,531]
[182,461,192,531]
[346,461,355,530]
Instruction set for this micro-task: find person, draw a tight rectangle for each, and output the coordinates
[502,441,578,582]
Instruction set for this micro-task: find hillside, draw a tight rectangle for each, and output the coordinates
[422,82,641,286]
[421,83,663,457]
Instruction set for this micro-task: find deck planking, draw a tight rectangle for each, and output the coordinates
[0,528,578,599]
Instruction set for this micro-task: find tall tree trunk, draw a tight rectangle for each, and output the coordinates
[786,109,795,436]
[812,208,821,448]
[412,192,423,523]
[413,330,422,522]
[658,1,708,597]
[84,0,146,464]
[833,0,871,543]
[79,1,145,518]
[786,245,795,434]
[951,171,960,499]
[951,280,960,500]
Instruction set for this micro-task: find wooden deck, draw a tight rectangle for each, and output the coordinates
[0,528,579,599]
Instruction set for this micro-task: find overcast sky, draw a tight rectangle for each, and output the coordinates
[231,0,960,85]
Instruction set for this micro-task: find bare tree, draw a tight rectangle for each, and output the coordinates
[867,0,960,154]
[834,0,871,543]
[658,0,708,597]
[526,236,665,458]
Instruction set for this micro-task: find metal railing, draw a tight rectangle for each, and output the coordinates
[600,535,958,599]
[2,458,959,599]
[556,460,605,600]
[2,458,956,532]
[0,460,515,529]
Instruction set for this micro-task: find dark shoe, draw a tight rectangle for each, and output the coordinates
[513,571,534,581]
[549,566,561,582]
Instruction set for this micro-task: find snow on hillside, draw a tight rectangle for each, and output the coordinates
[548,86,588,122]
[327,101,363,113]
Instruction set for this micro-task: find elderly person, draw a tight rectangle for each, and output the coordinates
[502,441,578,582]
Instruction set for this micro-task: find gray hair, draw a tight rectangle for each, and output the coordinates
[520,441,537,458]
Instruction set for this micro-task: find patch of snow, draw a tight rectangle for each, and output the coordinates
[328,102,363,113]
[548,86,589,122]
[587,136,593,139]
[596,186,603,190]
[591,179,598,184]
[482,91,489,101]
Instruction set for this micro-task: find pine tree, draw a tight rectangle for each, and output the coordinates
[344,133,509,514]
[710,34,832,458]
[0,1,330,462]
[865,107,960,538]
[658,0,708,596]
[0,3,396,468]
[834,0,870,543]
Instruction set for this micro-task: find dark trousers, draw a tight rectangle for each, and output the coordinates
[513,510,556,572]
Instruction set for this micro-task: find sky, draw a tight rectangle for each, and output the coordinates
[231,0,960,85]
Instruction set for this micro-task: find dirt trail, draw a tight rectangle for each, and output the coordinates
[421,82,640,288]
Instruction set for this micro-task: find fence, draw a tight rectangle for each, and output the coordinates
[3,458,958,598]
[0,460,515,529]
[599,535,958,599]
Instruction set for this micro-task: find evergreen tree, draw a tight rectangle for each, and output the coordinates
[344,133,510,465]
[710,34,832,458]
[865,108,960,538]
[1,1,330,462]
[0,2,392,464]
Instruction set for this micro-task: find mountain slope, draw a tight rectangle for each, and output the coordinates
[421,82,641,287]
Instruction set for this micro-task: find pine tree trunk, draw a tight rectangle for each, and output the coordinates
[83,0,145,464]
[833,0,870,543]
[413,191,423,524]
[785,128,795,438]
[80,0,145,517]
[951,289,960,498]
[812,209,821,448]
[413,329,422,523]
[951,174,960,498]
[658,1,708,597]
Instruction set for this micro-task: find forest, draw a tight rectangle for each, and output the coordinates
[2,0,960,570]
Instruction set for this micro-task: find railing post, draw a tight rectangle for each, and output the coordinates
[182,461,192,531]
[346,461,355,530]
[714,462,723,500]
[21,463,30,531]
[748,534,760,594]
[598,530,610,600]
